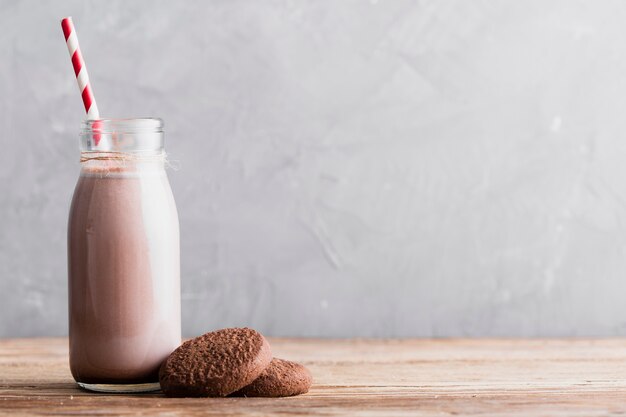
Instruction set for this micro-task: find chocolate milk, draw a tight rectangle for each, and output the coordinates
[68,160,181,388]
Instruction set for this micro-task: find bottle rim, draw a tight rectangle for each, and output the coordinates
[81,118,164,135]
[80,118,164,152]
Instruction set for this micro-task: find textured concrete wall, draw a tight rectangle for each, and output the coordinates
[2,0,626,337]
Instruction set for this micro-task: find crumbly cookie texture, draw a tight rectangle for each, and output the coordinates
[232,358,312,397]
[159,327,272,397]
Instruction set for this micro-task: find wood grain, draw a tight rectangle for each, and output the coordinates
[2,338,626,416]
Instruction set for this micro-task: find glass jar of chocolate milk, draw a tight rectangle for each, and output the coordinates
[67,118,181,393]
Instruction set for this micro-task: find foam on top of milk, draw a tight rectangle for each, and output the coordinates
[80,165,167,179]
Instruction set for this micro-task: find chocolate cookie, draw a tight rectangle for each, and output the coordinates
[232,358,312,397]
[159,327,272,397]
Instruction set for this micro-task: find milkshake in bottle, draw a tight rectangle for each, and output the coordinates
[68,118,181,392]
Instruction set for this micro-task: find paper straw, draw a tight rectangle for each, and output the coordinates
[61,17,100,119]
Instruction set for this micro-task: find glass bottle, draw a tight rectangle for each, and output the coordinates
[67,118,181,393]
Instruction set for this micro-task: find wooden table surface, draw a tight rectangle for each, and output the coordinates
[2,338,626,416]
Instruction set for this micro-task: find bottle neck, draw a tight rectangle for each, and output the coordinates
[80,118,164,153]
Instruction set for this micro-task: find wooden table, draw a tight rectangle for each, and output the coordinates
[2,338,626,416]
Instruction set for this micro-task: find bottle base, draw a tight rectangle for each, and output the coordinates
[77,382,161,393]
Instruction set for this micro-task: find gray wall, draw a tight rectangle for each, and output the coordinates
[2,0,626,338]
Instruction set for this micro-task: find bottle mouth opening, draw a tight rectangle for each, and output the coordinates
[81,118,164,134]
[80,118,164,152]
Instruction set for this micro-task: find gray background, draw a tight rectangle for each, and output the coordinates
[2,0,626,338]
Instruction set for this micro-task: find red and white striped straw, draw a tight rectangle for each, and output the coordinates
[61,17,100,119]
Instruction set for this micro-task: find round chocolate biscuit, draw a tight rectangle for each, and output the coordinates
[232,358,312,397]
[159,327,272,397]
